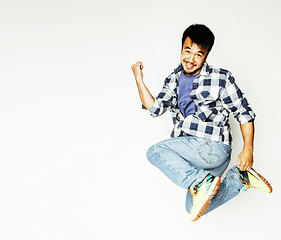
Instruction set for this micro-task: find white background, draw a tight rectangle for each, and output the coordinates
[0,0,280,239]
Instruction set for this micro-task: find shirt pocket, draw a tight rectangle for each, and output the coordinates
[199,90,219,102]
[194,89,220,122]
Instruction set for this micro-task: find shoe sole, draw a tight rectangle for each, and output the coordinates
[249,168,273,193]
[191,177,221,221]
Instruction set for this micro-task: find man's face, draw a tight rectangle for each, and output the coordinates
[181,37,208,76]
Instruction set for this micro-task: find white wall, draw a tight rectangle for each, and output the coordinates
[0,0,280,239]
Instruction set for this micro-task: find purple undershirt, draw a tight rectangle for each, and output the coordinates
[178,70,198,118]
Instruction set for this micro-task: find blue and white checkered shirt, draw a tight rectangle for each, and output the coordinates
[146,63,255,146]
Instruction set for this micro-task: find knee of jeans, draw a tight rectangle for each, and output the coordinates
[146,144,160,165]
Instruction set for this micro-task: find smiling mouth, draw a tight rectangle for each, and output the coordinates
[185,62,195,69]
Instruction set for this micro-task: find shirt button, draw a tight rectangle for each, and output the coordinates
[193,83,198,89]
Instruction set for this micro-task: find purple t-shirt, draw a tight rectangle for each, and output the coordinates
[178,71,198,118]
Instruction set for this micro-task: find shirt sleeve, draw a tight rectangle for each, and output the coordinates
[220,73,256,125]
[144,74,175,118]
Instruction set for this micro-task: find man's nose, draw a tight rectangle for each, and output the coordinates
[187,54,195,63]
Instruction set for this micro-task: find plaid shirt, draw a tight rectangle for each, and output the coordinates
[147,63,255,146]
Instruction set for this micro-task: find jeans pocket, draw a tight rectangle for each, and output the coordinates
[218,142,231,155]
[197,140,231,165]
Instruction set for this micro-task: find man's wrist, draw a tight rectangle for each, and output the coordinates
[136,78,144,85]
[243,144,253,152]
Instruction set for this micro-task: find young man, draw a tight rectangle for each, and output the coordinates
[131,24,272,221]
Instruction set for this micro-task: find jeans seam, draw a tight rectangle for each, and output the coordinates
[218,142,231,156]
[154,150,187,180]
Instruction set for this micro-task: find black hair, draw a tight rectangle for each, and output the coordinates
[182,24,215,53]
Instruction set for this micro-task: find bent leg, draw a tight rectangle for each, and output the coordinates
[146,137,208,189]
[185,166,243,214]
[146,136,231,189]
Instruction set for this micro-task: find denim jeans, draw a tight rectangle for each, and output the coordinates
[146,136,244,215]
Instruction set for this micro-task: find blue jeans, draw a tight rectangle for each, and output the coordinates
[146,136,244,215]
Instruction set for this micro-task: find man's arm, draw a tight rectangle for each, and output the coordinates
[237,122,254,171]
[220,73,256,171]
[131,62,155,110]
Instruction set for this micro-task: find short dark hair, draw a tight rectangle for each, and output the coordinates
[182,24,215,53]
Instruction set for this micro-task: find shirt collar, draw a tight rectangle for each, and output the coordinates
[198,62,210,77]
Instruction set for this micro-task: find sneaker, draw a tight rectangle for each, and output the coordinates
[189,174,221,221]
[239,168,272,193]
